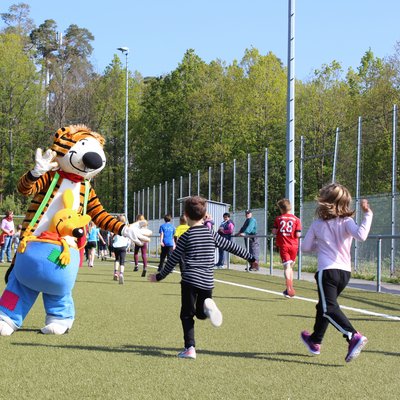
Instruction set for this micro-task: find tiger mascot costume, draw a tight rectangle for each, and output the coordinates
[0,125,151,335]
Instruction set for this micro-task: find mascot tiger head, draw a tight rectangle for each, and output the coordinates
[51,125,106,180]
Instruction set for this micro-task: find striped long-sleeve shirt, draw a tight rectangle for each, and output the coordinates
[156,224,256,290]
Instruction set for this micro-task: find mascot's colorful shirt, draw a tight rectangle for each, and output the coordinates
[17,170,124,238]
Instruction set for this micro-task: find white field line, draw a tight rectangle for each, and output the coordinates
[153,267,400,321]
[214,278,400,321]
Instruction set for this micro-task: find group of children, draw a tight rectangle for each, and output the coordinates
[84,215,149,284]
[149,183,373,364]
[112,214,149,284]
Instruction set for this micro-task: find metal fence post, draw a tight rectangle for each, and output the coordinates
[298,136,305,279]
[133,192,136,220]
[332,127,339,183]
[142,188,145,217]
[270,235,274,275]
[247,153,251,209]
[264,148,268,265]
[208,166,212,200]
[197,170,200,196]
[377,238,382,293]
[152,185,155,221]
[164,181,168,215]
[147,187,150,220]
[391,104,397,276]
[179,176,183,215]
[159,183,162,219]
[220,162,224,203]
[172,179,175,220]
[233,159,236,214]
[354,116,362,272]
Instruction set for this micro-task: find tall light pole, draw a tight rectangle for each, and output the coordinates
[117,46,129,221]
[286,0,295,212]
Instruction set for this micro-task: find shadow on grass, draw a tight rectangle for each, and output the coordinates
[341,293,400,313]
[365,349,400,357]
[347,316,400,323]
[13,342,343,367]
[279,314,399,323]
[340,292,400,311]
[161,293,280,303]
[77,279,180,286]
[218,270,284,288]
[277,314,315,320]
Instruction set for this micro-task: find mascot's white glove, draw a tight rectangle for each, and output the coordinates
[31,148,59,178]
[122,221,152,246]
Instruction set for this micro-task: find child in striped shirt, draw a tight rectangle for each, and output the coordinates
[149,196,258,359]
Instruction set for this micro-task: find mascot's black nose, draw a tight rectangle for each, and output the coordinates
[72,228,85,238]
[82,152,103,170]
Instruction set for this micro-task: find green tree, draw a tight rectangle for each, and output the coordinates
[0,2,34,36]
[89,55,143,215]
[296,60,352,197]
[345,50,399,194]
[46,23,95,128]
[0,32,42,200]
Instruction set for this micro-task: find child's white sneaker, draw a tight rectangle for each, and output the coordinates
[204,298,223,327]
[177,346,196,359]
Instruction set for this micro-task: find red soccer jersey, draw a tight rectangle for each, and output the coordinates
[273,213,302,248]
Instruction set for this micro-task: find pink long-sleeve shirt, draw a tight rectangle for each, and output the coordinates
[302,211,373,272]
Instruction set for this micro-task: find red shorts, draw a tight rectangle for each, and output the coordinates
[279,246,298,265]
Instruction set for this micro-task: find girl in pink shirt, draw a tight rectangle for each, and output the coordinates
[0,210,15,263]
[300,183,373,363]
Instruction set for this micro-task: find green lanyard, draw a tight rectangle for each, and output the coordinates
[83,178,90,214]
[27,172,90,231]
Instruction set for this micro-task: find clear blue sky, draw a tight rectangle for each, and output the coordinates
[2,0,400,80]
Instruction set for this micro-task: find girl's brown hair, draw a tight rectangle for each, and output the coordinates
[136,214,145,221]
[316,183,354,220]
[136,214,148,226]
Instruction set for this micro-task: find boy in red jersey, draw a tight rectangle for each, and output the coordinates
[272,199,301,298]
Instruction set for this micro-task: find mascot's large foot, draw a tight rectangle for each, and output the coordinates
[41,323,70,335]
[0,320,16,336]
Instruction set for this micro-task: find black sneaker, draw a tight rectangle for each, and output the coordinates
[134,265,139,272]
[141,270,147,277]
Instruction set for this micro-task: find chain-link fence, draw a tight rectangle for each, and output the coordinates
[134,107,400,280]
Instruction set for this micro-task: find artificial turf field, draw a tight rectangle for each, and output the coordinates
[0,260,399,400]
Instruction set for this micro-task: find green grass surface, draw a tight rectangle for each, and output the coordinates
[0,260,399,399]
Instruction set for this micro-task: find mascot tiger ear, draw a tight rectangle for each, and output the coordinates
[0,124,150,336]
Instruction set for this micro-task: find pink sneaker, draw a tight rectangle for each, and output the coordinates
[178,346,196,359]
[300,331,321,355]
[345,332,368,362]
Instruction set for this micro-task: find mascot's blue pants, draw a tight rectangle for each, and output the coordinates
[0,242,79,328]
